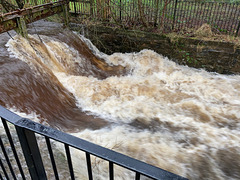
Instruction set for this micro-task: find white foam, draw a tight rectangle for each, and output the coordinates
[7,34,240,179]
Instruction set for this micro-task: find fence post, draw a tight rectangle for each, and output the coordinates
[236,20,240,37]
[62,2,70,27]
[172,0,178,30]
[16,16,28,38]
[15,126,47,180]
[90,0,94,16]
[73,0,77,16]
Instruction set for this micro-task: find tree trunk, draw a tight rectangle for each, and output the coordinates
[160,0,171,31]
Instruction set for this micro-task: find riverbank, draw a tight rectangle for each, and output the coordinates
[69,22,240,75]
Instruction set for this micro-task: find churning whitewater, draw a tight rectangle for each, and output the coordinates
[6,32,240,180]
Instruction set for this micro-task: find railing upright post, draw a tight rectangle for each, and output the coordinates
[109,162,114,180]
[74,0,77,16]
[15,126,47,180]
[172,0,178,30]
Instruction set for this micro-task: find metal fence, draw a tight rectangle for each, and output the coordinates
[70,0,240,36]
[0,105,187,180]
[1,0,240,36]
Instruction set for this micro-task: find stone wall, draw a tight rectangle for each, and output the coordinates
[70,24,240,74]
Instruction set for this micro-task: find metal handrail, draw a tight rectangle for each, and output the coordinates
[0,105,187,180]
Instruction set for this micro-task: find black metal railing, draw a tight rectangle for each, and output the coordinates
[0,105,187,180]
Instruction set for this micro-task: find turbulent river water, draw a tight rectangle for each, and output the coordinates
[0,20,240,180]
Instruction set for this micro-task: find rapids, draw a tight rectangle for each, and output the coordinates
[1,20,240,179]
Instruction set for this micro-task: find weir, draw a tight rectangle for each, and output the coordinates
[0,0,126,74]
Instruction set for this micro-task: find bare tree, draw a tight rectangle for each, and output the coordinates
[160,0,171,31]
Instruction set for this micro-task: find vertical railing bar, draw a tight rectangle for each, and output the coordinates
[183,1,188,29]
[168,0,173,27]
[205,1,210,25]
[0,172,3,180]
[164,0,168,28]
[186,1,192,29]
[181,0,185,30]
[174,0,179,30]
[176,0,181,30]
[190,1,195,28]
[224,3,233,33]
[205,1,209,24]
[135,172,141,180]
[167,0,171,28]
[212,3,220,30]
[221,3,227,30]
[85,152,93,180]
[127,0,129,22]
[45,137,59,180]
[225,3,229,31]
[179,0,184,29]
[186,1,191,29]
[195,1,201,28]
[168,0,172,27]
[217,2,225,31]
[0,137,17,180]
[208,2,214,26]
[1,118,26,180]
[64,144,75,180]
[229,3,238,34]
[232,4,239,32]
[0,157,9,180]
[200,1,206,27]
[109,161,114,180]
[202,1,207,25]
[15,126,47,180]
[179,0,184,30]
[192,1,198,29]
[73,1,76,14]
[90,0,93,16]
[229,3,236,34]
[182,0,187,30]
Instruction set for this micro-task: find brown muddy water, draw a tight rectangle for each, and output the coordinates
[0,20,240,180]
